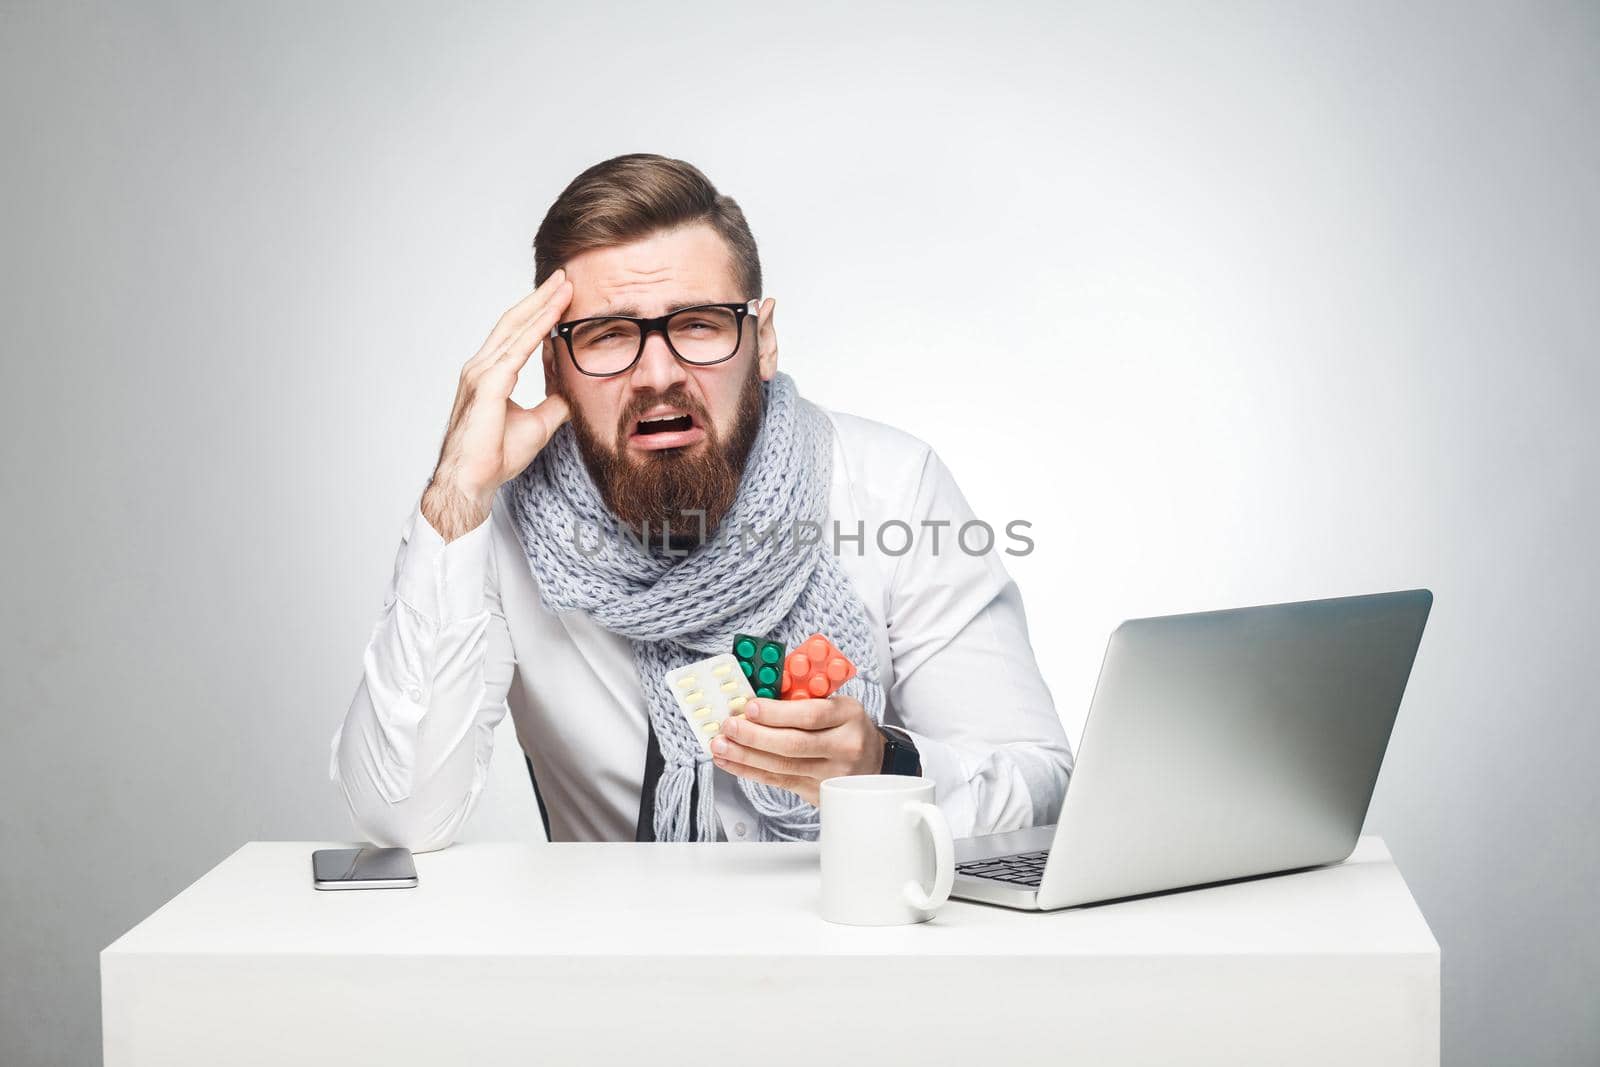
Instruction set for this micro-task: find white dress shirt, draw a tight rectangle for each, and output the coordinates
[331,407,1073,850]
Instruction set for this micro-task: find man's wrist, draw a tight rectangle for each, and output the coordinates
[421,477,492,543]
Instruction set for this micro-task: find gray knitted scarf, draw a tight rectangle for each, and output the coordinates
[503,371,885,842]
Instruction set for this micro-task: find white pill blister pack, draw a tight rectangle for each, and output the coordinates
[664,653,757,755]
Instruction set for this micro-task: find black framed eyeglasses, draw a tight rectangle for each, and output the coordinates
[550,299,759,378]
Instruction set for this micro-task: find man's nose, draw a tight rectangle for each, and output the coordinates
[627,327,689,394]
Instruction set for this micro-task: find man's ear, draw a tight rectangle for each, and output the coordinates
[542,339,564,399]
[756,297,779,380]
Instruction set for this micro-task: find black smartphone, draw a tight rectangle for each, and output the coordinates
[311,847,418,890]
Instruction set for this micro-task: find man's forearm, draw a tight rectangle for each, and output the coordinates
[909,730,1073,838]
[333,673,484,853]
[329,494,512,850]
[421,477,491,543]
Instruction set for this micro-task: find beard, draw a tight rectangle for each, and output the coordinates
[566,366,765,548]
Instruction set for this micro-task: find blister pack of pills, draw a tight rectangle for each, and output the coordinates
[781,633,858,700]
[732,633,786,699]
[663,653,758,755]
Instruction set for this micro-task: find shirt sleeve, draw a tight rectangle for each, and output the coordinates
[327,497,515,852]
[881,449,1075,839]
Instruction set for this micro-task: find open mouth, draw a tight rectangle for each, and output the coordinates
[635,412,695,436]
[627,406,707,452]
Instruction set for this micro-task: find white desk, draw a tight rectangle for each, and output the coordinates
[102,836,1438,1065]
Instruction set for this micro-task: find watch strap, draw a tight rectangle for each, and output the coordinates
[878,723,923,776]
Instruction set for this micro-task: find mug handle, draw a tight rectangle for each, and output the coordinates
[901,801,954,912]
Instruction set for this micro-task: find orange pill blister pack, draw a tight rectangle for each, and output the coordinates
[780,633,858,700]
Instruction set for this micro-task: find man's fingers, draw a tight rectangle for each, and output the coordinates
[466,280,571,402]
[486,279,571,377]
[720,715,830,758]
[743,697,849,730]
[476,271,566,361]
[712,736,824,779]
[467,271,570,375]
[712,753,815,802]
[476,268,567,359]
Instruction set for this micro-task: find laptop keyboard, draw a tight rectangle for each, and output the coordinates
[956,849,1049,887]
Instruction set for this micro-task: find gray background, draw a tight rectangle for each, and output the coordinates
[2,1,1595,1064]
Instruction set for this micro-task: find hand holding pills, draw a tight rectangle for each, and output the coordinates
[710,692,886,807]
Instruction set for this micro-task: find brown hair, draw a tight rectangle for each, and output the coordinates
[532,153,762,300]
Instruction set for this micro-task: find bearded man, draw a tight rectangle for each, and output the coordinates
[331,153,1073,846]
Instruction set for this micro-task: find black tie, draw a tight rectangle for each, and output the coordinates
[635,715,701,841]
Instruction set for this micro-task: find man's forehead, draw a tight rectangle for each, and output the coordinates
[583,295,721,318]
[563,225,740,318]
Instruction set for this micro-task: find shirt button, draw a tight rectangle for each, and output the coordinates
[406,686,423,703]
[734,822,748,838]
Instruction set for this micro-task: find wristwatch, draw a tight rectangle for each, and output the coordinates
[877,724,922,776]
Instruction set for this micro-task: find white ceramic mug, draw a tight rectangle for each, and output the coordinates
[819,775,954,926]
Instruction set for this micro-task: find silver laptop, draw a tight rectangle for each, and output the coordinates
[951,589,1433,911]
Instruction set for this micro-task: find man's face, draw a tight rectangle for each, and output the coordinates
[544,223,778,536]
